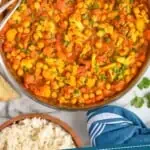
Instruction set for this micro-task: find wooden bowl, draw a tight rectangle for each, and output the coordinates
[0,113,83,148]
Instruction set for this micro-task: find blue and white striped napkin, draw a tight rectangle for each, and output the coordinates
[87,105,150,149]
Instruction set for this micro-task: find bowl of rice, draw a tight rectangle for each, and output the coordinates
[0,113,83,150]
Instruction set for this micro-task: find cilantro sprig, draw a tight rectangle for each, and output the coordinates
[137,77,150,90]
[131,96,144,108]
[131,77,150,108]
[145,93,150,108]
[88,2,99,10]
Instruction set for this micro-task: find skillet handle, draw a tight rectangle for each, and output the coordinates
[0,0,16,14]
[0,0,21,31]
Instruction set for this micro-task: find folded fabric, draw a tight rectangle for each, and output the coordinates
[87,105,150,149]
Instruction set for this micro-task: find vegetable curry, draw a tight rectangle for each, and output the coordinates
[0,0,150,106]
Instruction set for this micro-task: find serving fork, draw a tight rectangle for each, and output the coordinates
[0,0,22,31]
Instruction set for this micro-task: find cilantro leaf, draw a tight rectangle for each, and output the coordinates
[131,96,144,108]
[145,93,150,101]
[73,89,81,98]
[99,74,107,81]
[137,77,150,90]
[82,14,89,19]
[145,93,150,108]
[104,37,111,43]
[130,0,134,3]
[88,2,99,10]
[147,101,150,108]
[64,40,70,47]
[115,15,120,20]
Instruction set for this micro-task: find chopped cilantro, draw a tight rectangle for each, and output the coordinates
[130,0,134,3]
[147,101,150,108]
[131,96,144,108]
[89,19,94,26]
[88,2,99,10]
[110,57,115,63]
[104,37,111,43]
[20,48,30,54]
[145,93,150,108]
[99,74,107,81]
[95,63,99,73]
[131,48,137,51]
[22,0,27,3]
[115,15,120,20]
[31,14,35,20]
[82,14,89,19]
[99,28,105,32]
[137,77,150,90]
[73,89,81,98]
[23,66,29,72]
[145,93,150,101]
[113,65,126,80]
[67,0,75,4]
[64,40,70,47]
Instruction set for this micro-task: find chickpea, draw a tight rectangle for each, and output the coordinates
[59,97,66,104]
[17,68,24,76]
[71,98,77,104]
[20,53,26,58]
[124,69,131,76]
[24,28,30,34]
[6,53,11,59]
[95,41,102,49]
[46,81,50,85]
[96,90,102,96]
[53,15,60,22]
[29,45,36,51]
[13,63,19,70]
[66,72,71,78]
[34,2,40,10]
[36,25,43,31]
[84,29,92,37]
[35,68,41,76]
[136,61,142,67]
[65,94,71,99]
[12,60,20,70]
[16,55,22,60]
[59,81,65,87]
[53,82,59,90]
[83,19,89,26]
[79,98,85,104]
[43,64,49,70]
[83,93,89,100]
[131,67,137,75]
[106,83,111,90]
[77,2,84,8]
[37,41,44,49]
[18,43,23,48]
[52,92,57,98]
[36,62,44,69]
[89,93,95,99]
[11,51,17,57]
[104,4,108,9]
[125,75,133,83]
[33,33,40,41]
[23,21,30,28]
[101,15,106,21]
[18,27,23,33]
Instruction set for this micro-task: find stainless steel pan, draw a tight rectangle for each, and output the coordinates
[0,0,150,110]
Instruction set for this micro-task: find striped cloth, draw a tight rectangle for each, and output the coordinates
[87,105,150,149]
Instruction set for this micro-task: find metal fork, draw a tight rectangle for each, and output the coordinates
[0,0,22,31]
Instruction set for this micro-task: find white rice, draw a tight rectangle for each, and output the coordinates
[0,118,76,150]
